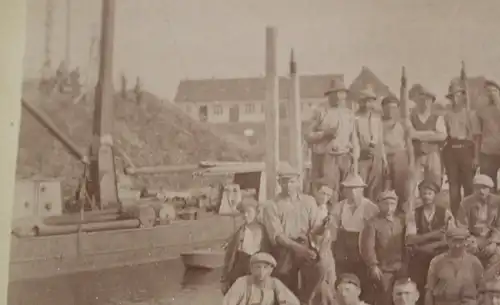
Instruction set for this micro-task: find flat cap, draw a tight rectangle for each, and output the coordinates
[250,252,277,268]
[377,190,399,202]
[277,162,300,178]
[479,276,500,293]
[473,174,494,188]
[336,273,361,288]
[237,197,259,213]
[393,276,417,288]
[445,227,470,240]
[418,180,441,193]
[381,95,400,106]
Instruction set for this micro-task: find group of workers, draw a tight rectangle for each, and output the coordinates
[220,76,500,305]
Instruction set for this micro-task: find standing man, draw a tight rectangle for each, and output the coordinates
[477,80,500,192]
[442,81,481,216]
[261,163,331,305]
[355,87,387,202]
[381,95,411,211]
[360,190,407,305]
[330,173,379,299]
[457,174,500,270]
[393,278,421,305]
[409,85,447,189]
[425,227,484,305]
[305,79,360,204]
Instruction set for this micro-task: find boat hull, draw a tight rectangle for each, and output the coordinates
[180,249,225,270]
[9,215,242,282]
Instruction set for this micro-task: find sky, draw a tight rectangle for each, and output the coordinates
[22,0,500,102]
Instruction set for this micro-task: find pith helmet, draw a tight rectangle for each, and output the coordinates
[324,78,349,96]
[485,79,500,91]
[341,173,366,188]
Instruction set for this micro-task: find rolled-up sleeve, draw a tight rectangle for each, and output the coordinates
[262,201,284,245]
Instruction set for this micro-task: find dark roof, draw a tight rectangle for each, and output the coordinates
[347,66,395,102]
[174,74,343,103]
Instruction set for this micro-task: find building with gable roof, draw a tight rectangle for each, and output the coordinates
[173,74,343,123]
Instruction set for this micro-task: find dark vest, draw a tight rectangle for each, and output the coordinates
[410,111,440,156]
[414,205,447,234]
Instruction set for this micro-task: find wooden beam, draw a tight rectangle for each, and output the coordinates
[287,49,303,178]
[264,27,279,199]
[90,0,119,209]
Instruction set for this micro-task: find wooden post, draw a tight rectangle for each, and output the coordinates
[287,49,303,178]
[264,27,279,199]
[89,0,119,209]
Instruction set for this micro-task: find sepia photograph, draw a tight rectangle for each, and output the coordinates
[5,0,500,304]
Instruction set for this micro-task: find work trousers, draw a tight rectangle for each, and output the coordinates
[310,152,325,192]
[372,271,397,305]
[384,151,410,212]
[480,153,500,192]
[415,150,443,189]
[442,142,475,216]
[358,153,385,203]
[323,153,352,204]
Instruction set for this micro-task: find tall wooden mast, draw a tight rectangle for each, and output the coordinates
[89,0,119,209]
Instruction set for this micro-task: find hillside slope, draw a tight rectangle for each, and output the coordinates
[17,83,262,195]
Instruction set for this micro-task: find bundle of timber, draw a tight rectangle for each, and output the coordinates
[16,80,263,196]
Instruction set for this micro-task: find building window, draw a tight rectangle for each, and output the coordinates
[213,105,223,116]
[245,103,255,114]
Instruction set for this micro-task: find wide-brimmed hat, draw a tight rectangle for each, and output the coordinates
[411,84,436,102]
[250,252,277,268]
[324,79,349,96]
[358,87,377,102]
[485,79,500,91]
[473,174,494,188]
[341,173,366,188]
[446,81,466,99]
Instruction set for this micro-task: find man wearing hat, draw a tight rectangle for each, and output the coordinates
[304,78,360,205]
[457,174,500,269]
[330,173,379,299]
[406,180,455,304]
[336,273,371,305]
[425,227,484,305]
[355,87,387,202]
[408,84,447,190]
[392,277,420,305]
[478,276,500,305]
[261,163,331,304]
[442,80,482,216]
[477,79,500,192]
[381,95,411,210]
[222,252,300,305]
[360,190,407,305]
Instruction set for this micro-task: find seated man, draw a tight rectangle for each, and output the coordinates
[221,197,272,295]
[335,273,371,305]
[223,252,299,305]
[457,174,500,270]
[405,180,455,304]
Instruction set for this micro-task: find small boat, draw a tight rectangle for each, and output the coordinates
[180,248,225,270]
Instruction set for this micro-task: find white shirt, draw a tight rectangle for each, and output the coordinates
[331,198,379,232]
